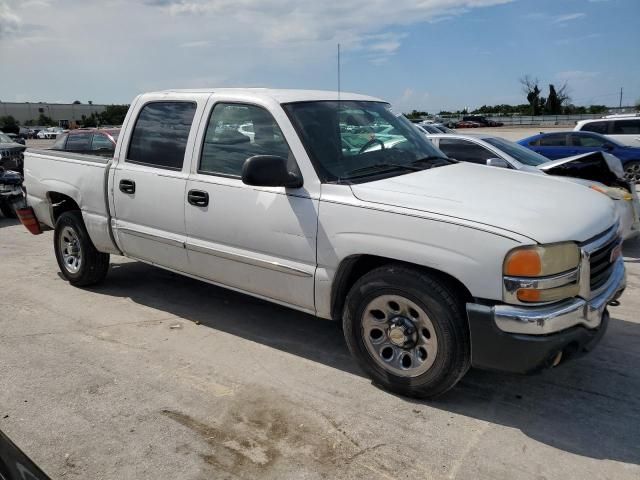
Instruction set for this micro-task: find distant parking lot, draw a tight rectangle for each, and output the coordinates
[1,210,639,479]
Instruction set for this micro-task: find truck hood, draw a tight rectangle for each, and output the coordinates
[350,162,617,244]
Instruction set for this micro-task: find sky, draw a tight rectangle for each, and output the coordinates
[0,0,638,112]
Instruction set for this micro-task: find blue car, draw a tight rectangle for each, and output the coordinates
[518,131,640,183]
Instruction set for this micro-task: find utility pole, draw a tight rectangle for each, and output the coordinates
[337,43,341,100]
[619,87,623,109]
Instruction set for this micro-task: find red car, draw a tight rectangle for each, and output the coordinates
[51,128,120,156]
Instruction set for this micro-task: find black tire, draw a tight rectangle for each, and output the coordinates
[624,161,640,184]
[0,202,16,218]
[343,264,471,398]
[54,211,110,286]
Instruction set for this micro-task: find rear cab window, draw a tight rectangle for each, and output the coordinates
[127,101,197,170]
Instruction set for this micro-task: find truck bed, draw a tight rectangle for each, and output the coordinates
[23,149,119,254]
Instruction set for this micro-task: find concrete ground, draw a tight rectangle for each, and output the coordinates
[1,217,639,479]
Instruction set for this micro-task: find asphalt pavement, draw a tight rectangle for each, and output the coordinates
[1,194,639,479]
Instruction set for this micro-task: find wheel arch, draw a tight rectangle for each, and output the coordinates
[330,254,474,322]
[47,191,81,224]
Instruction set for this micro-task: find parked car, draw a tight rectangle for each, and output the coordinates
[431,123,456,133]
[19,88,626,398]
[0,429,51,479]
[455,120,482,128]
[415,124,442,134]
[4,132,26,145]
[428,133,640,239]
[463,115,503,127]
[417,123,455,134]
[0,168,24,218]
[36,127,64,139]
[51,128,120,157]
[518,131,640,183]
[574,116,640,148]
[0,131,26,175]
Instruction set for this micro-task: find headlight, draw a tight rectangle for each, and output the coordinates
[590,184,633,201]
[503,242,580,304]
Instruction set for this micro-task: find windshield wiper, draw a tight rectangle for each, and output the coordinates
[411,155,457,166]
[343,162,424,178]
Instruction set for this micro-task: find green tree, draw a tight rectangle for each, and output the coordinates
[99,105,129,126]
[37,114,54,126]
[0,115,19,128]
[80,113,98,128]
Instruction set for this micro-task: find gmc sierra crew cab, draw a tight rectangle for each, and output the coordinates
[19,89,627,398]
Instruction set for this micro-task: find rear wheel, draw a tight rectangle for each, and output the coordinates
[54,211,110,286]
[343,265,471,398]
[624,161,640,184]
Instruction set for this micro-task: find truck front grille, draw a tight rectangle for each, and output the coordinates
[589,236,619,291]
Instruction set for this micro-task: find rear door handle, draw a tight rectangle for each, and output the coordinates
[187,189,209,207]
[119,179,136,194]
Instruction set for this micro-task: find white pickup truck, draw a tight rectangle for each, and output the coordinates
[19,89,627,398]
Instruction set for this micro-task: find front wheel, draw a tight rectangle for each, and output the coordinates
[54,211,110,286]
[624,161,640,184]
[343,265,471,398]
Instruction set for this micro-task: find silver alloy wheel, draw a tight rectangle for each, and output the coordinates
[625,163,640,184]
[362,294,438,377]
[59,226,82,274]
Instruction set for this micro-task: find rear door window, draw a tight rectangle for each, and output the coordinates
[127,102,197,170]
[65,133,91,151]
[438,138,496,164]
[612,119,640,135]
[581,121,609,134]
[538,134,567,146]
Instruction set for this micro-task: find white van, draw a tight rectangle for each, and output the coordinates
[575,116,640,147]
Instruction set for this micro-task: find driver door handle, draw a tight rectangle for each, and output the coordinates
[188,189,209,207]
[119,179,136,194]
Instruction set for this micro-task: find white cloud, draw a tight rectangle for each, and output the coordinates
[0,1,21,37]
[0,0,515,102]
[180,40,211,48]
[552,12,586,24]
[556,70,600,81]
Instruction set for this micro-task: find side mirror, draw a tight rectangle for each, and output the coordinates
[603,143,614,151]
[486,157,510,168]
[242,155,303,188]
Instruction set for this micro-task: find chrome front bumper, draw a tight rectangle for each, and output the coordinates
[492,257,626,335]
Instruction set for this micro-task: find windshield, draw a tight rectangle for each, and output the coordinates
[283,101,451,182]
[483,136,550,166]
[0,133,14,143]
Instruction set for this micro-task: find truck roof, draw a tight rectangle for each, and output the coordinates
[149,88,383,104]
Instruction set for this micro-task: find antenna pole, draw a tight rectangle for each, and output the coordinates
[337,43,341,100]
[619,87,623,109]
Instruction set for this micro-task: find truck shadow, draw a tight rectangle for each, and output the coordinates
[0,217,19,229]
[93,260,640,466]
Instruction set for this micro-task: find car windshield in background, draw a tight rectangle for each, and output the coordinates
[284,101,451,182]
[483,136,549,166]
